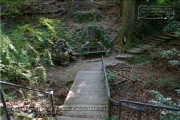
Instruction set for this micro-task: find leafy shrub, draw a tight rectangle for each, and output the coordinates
[163,21,180,38]
[143,75,180,90]
[107,71,118,82]
[149,90,180,120]
[1,0,30,17]
[0,18,74,86]
[127,54,154,65]
[0,32,47,85]
[157,48,180,66]
[159,76,180,89]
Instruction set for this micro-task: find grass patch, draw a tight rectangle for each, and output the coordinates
[143,75,180,90]
[126,54,154,66]
[159,76,180,90]
[107,71,118,82]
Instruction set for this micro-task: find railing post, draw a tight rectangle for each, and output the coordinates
[50,92,55,117]
[108,98,111,119]
[118,102,122,120]
[137,111,142,120]
[0,87,10,120]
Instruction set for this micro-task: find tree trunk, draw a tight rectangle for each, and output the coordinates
[119,0,135,52]
[66,0,73,17]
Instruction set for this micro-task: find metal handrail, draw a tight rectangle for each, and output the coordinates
[0,87,11,120]
[102,56,145,118]
[101,56,180,120]
[0,81,55,120]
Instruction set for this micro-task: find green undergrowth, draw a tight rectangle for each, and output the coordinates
[149,90,180,120]
[107,71,118,82]
[143,75,180,90]
[126,53,154,66]
[0,18,74,86]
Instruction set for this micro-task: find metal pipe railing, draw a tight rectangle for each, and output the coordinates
[101,56,180,120]
[102,56,111,117]
[120,100,180,111]
[0,87,11,120]
[119,100,180,120]
[0,81,55,120]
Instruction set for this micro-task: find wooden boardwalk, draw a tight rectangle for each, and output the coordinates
[61,71,108,120]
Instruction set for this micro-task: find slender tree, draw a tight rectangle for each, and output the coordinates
[66,0,74,17]
[119,0,136,52]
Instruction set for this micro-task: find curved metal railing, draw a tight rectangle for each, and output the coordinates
[101,56,180,120]
[0,81,55,120]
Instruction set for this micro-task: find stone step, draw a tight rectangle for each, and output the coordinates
[72,82,104,87]
[74,77,104,83]
[65,91,106,96]
[56,116,104,120]
[65,93,106,101]
[70,86,105,92]
[156,35,173,40]
[62,105,106,111]
[64,95,107,105]
[61,110,107,119]
[148,42,157,46]
[152,38,168,42]
[72,82,104,86]
[116,54,134,60]
[62,70,107,119]
[127,47,144,54]
[148,40,162,46]
[165,33,176,38]
[64,99,107,105]
[77,71,103,75]
[134,44,153,50]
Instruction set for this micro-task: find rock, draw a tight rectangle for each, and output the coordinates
[116,54,134,60]
[51,38,77,66]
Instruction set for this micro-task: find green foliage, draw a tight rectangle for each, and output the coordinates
[156,0,174,4]
[106,116,117,120]
[0,32,46,84]
[75,24,113,49]
[0,18,74,86]
[143,76,156,86]
[74,11,102,23]
[107,71,118,82]
[113,0,121,4]
[157,48,180,66]
[149,90,180,120]
[0,108,5,115]
[143,75,180,89]
[163,21,180,38]
[127,54,154,65]
[159,76,180,89]
[0,0,30,17]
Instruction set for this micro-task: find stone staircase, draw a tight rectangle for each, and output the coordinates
[58,71,108,120]
[148,33,176,46]
[116,32,177,60]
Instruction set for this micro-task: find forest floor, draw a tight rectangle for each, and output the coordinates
[1,2,180,119]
